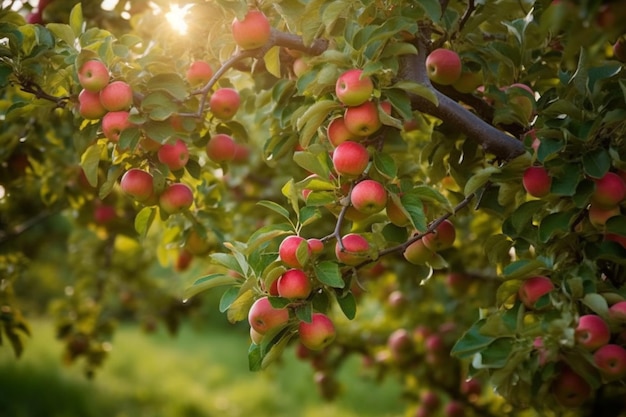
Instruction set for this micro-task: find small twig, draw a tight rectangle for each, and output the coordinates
[18,78,69,108]
[453,0,476,40]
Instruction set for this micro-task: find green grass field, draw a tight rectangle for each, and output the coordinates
[0,320,404,417]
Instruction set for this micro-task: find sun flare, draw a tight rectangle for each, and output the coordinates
[165,5,189,35]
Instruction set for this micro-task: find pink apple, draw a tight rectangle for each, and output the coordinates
[343,101,382,136]
[231,10,271,50]
[159,183,194,214]
[277,269,312,299]
[575,314,610,351]
[77,60,110,92]
[551,366,591,408]
[120,168,154,202]
[335,69,374,106]
[518,276,554,309]
[186,61,213,86]
[206,133,237,163]
[298,313,336,350]
[327,117,358,147]
[332,141,369,177]
[523,166,551,197]
[335,233,370,266]
[592,172,626,208]
[292,58,309,77]
[420,390,441,411]
[93,204,116,224]
[101,111,131,142]
[423,220,456,251]
[307,238,324,254]
[248,296,290,334]
[350,179,387,214]
[158,139,189,171]
[594,344,626,380]
[99,80,133,111]
[403,238,435,265]
[425,48,462,85]
[209,88,240,120]
[609,301,626,321]
[279,235,311,268]
[78,89,107,120]
[588,204,620,228]
[387,328,414,363]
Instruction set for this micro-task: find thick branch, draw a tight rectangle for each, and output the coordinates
[270,29,329,56]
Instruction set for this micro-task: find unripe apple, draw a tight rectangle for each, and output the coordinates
[518,276,554,309]
[184,229,213,256]
[403,239,435,265]
[335,69,374,107]
[186,61,213,86]
[425,48,462,85]
[575,314,610,351]
[452,70,483,93]
[350,179,387,215]
[248,296,290,334]
[343,101,382,136]
[292,58,309,78]
[206,133,237,163]
[594,344,626,380]
[99,80,133,111]
[506,83,536,122]
[158,139,189,171]
[277,269,312,299]
[609,301,626,321]
[386,196,410,227]
[78,89,107,120]
[332,141,369,177]
[120,168,154,202]
[592,172,626,208]
[101,111,131,142]
[159,183,194,214]
[551,366,591,408]
[327,117,358,147]
[279,235,311,268]
[231,10,271,50]
[298,313,336,350]
[335,233,370,265]
[588,204,620,228]
[250,326,263,345]
[423,220,456,251]
[522,166,551,197]
[209,88,240,120]
[77,60,110,92]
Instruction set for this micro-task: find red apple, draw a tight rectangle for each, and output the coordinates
[93,204,116,224]
[159,183,194,214]
[609,301,626,321]
[423,220,456,251]
[523,166,551,198]
[335,233,370,266]
[343,101,381,137]
[186,61,213,86]
[327,117,358,147]
[77,60,110,92]
[335,69,374,107]
[206,133,237,163]
[120,168,154,202]
[387,328,414,363]
[332,141,369,177]
[592,172,626,208]
[248,296,290,334]
[575,314,610,351]
[350,179,387,215]
[518,276,554,309]
[231,10,271,50]
[298,313,336,350]
[175,249,193,272]
[277,269,312,299]
[551,366,591,408]
[594,344,626,380]
[78,89,107,120]
[279,235,311,268]
[420,390,441,411]
[443,401,465,417]
[403,238,435,265]
[307,238,324,254]
[101,111,131,142]
[209,88,240,120]
[425,48,462,85]
[158,139,189,171]
[588,204,620,228]
[99,80,133,111]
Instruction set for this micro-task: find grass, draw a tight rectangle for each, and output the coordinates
[0,320,404,417]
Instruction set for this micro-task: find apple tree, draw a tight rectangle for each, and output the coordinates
[3,0,626,415]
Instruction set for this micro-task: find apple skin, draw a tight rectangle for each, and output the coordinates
[279,235,311,268]
[332,141,369,177]
[335,233,370,266]
[93,204,116,225]
[298,313,336,350]
[343,101,382,137]
[609,301,626,321]
[101,111,131,142]
[250,326,263,345]
[452,70,483,93]
[551,366,591,408]
[594,344,626,380]
[248,296,290,334]
[159,183,194,214]
[387,328,414,363]
[350,179,387,215]
[523,166,551,198]
[206,133,237,163]
[78,89,107,120]
[175,249,193,272]
[386,196,410,227]
[186,61,213,86]
[423,220,456,251]
[277,269,312,299]
[588,204,620,228]
[209,88,240,120]
[575,314,610,351]
[307,238,324,254]
[425,48,462,85]
[77,60,110,92]
[592,172,626,208]
[157,139,189,171]
[518,276,554,309]
[335,69,374,107]
[231,10,271,50]
[403,239,435,265]
[292,58,309,77]
[120,168,154,202]
[443,401,465,417]
[99,80,133,111]
[327,117,358,147]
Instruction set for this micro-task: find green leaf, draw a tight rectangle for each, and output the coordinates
[46,23,75,46]
[134,206,156,238]
[248,343,263,372]
[80,143,104,188]
[510,200,545,233]
[295,303,313,323]
[373,152,397,179]
[314,261,345,288]
[550,163,581,196]
[257,200,291,221]
[582,293,609,317]
[147,73,188,101]
[400,192,427,232]
[69,3,84,37]
[502,259,546,280]
[210,253,244,275]
[389,80,438,106]
[219,286,241,313]
[264,46,282,79]
[606,216,626,237]
[226,289,254,324]
[464,166,500,195]
[293,149,331,179]
[184,274,235,300]
[582,148,611,179]
[451,319,497,359]
[538,211,576,243]
[295,100,341,148]
[337,292,357,320]
[416,0,442,22]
